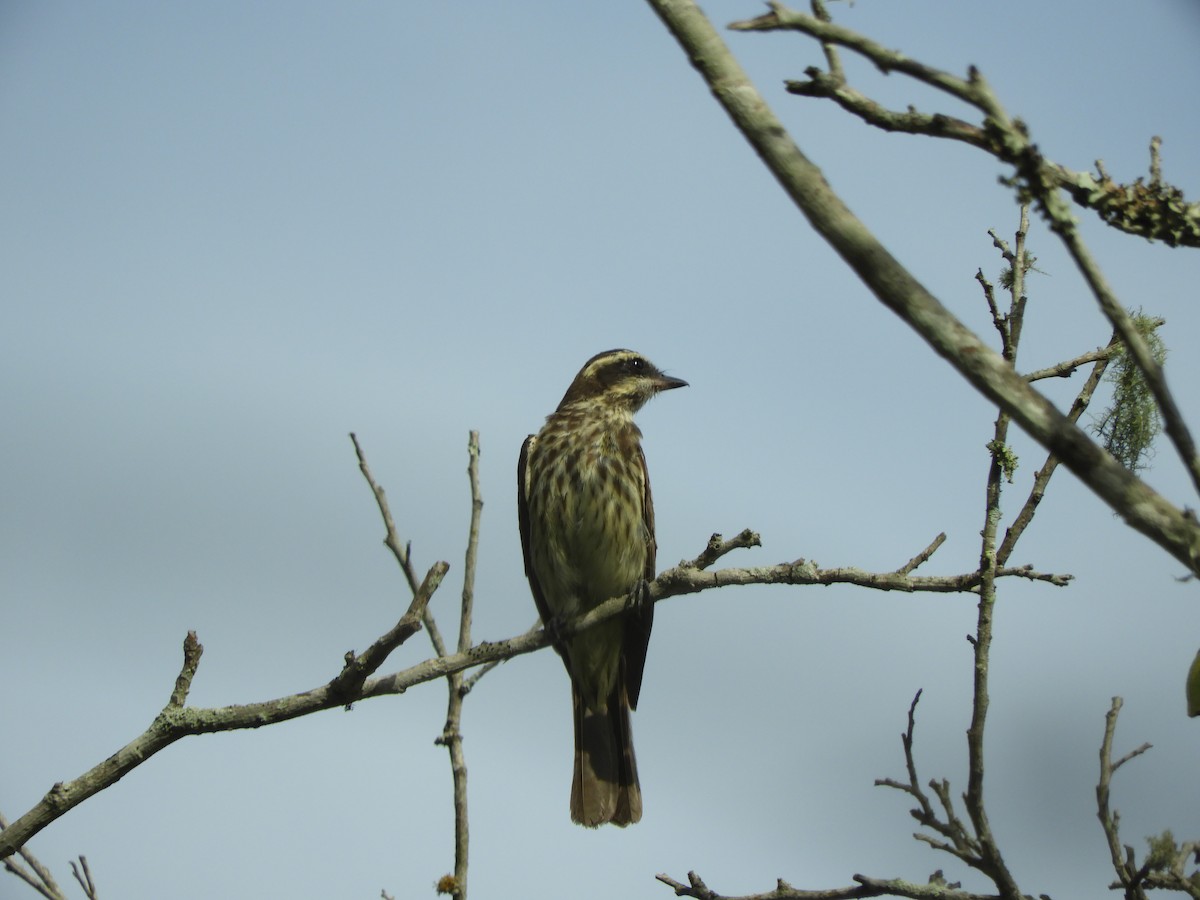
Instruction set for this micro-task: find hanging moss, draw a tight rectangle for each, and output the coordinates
[1090,311,1166,472]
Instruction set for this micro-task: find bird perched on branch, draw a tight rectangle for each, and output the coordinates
[518,349,687,826]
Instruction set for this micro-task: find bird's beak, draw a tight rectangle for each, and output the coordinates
[655,374,688,392]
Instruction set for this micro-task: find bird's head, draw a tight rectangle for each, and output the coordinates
[556,349,687,414]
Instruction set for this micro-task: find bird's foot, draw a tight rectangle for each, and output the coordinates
[628,578,654,626]
[542,612,570,648]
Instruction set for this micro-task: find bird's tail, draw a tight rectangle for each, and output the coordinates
[571,683,641,827]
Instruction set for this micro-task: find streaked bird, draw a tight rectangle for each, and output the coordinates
[518,349,687,826]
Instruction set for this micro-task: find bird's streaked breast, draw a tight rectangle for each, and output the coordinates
[525,410,648,617]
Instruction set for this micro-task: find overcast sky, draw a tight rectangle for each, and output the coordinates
[4,2,1200,899]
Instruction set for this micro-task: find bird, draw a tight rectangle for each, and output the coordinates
[518,349,687,826]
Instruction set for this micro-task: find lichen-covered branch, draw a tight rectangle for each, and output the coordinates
[643,0,1200,576]
[730,4,1200,249]
[727,2,1200,499]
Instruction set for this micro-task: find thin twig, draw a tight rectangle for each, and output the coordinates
[350,432,449,656]
[460,658,505,695]
[892,533,946,575]
[809,0,843,82]
[434,431,483,900]
[458,432,482,656]
[353,431,476,899]
[976,270,1004,345]
[331,562,448,702]
[874,690,974,859]
[168,631,203,708]
[1097,697,1151,899]
[999,314,1165,569]
[350,432,421,594]
[997,328,1122,568]
[683,529,762,570]
[69,856,99,900]
[1020,327,1161,382]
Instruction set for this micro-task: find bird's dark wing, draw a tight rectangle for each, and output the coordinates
[640,443,657,582]
[622,443,656,710]
[518,434,559,649]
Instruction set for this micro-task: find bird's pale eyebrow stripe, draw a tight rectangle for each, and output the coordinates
[585,352,641,379]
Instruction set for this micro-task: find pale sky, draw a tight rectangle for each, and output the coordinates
[3,2,1200,899]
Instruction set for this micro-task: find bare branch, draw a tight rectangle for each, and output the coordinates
[655,556,1070,596]
[333,561,449,703]
[1023,346,1115,383]
[656,868,1015,900]
[682,529,762,569]
[874,690,975,863]
[1112,743,1153,774]
[975,270,1004,346]
[874,690,1004,879]
[1097,697,1150,899]
[436,430,484,900]
[1089,699,1200,898]
[168,630,203,708]
[0,561,449,861]
[458,431,482,656]
[369,534,1071,700]
[926,779,977,860]
[0,517,1062,863]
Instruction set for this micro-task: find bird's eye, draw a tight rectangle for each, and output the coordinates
[627,357,644,373]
